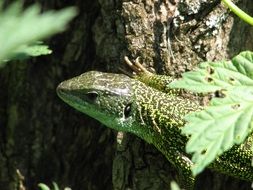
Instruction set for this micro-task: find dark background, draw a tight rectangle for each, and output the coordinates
[0,0,253,190]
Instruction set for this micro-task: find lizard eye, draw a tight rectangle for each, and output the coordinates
[124,103,132,118]
[86,91,99,102]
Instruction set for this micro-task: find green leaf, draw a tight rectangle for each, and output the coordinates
[170,181,181,190]
[52,182,60,190]
[38,183,50,190]
[38,182,61,190]
[183,87,253,175]
[169,51,253,93]
[0,2,77,65]
[169,51,253,175]
[10,44,52,60]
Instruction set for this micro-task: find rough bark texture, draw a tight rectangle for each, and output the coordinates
[0,0,253,190]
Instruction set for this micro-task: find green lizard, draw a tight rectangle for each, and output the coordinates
[57,57,253,190]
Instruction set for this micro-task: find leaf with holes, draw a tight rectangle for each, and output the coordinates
[183,87,253,175]
[169,51,253,93]
[168,51,253,175]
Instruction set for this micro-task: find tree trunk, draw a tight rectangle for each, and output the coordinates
[0,0,253,190]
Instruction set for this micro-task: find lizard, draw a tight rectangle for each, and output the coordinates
[56,57,253,190]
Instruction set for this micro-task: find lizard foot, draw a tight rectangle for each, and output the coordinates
[123,56,154,77]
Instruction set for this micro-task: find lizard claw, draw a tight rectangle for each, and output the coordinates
[124,56,153,77]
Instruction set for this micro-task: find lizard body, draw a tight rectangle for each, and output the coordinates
[57,68,253,189]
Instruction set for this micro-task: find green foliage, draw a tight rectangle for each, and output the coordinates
[11,43,52,60]
[170,51,253,175]
[170,181,181,190]
[38,183,51,190]
[170,51,253,93]
[38,182,60,190]
[0,2,77,66]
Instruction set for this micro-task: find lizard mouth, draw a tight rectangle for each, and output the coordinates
[56,81,74,103]
[56,81,85,106]
[56,81,67,97]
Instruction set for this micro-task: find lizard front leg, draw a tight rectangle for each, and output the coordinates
[124,56,182,96]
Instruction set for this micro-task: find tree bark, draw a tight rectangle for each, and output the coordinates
[0,0,253,190]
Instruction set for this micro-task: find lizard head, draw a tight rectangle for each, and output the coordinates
[57,71,152,142]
